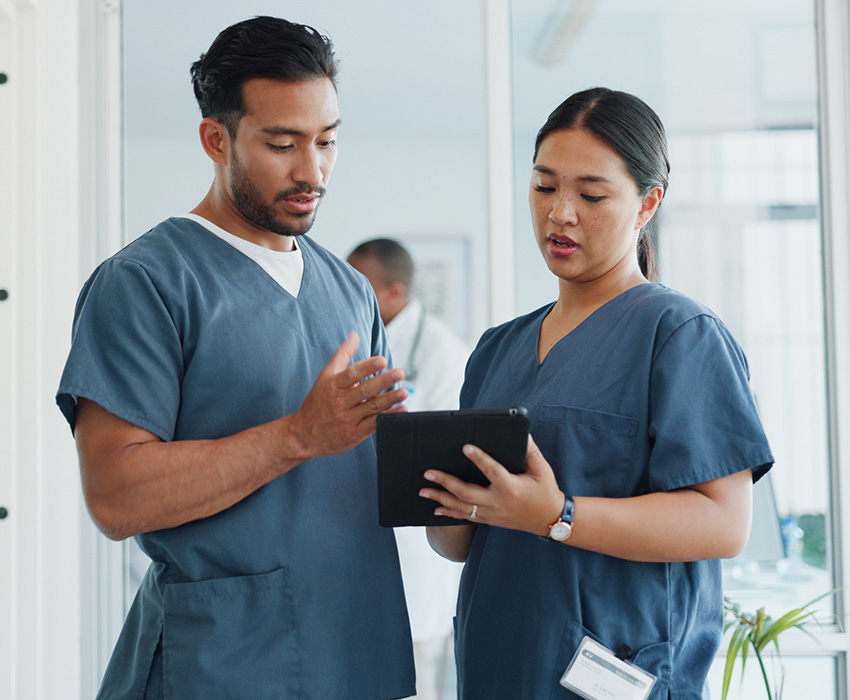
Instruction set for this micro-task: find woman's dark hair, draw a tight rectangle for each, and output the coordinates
[533,87,669,282]
[190,16,338,138]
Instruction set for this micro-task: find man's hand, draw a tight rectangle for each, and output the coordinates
[288,332,408,459]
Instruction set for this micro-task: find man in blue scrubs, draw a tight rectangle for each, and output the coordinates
[56,16,415,700]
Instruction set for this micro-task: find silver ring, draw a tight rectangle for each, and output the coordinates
[470,504,478,519]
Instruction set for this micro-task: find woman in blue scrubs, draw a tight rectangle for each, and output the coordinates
[423,88,773,699]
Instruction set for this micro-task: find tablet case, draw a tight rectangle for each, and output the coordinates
[376,408,529,527]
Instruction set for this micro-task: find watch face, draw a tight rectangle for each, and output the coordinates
[550,522,572,541]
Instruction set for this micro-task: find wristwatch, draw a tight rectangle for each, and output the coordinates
[547,494,575,541]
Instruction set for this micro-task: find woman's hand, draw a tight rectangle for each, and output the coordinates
[420,435,565,537]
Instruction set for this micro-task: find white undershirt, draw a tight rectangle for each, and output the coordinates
[182,213,304,297]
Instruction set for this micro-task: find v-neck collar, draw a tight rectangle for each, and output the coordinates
[175,217,314,313]
[534,284,654,367]
[181,214,305,300]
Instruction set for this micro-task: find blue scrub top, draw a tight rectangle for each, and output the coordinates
[455,284,773,700]
[57,218,415,700]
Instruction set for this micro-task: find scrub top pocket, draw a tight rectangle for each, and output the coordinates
[538,405,638,498]
[162,567,301,700]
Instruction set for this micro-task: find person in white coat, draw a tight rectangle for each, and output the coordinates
[348,239,469,700]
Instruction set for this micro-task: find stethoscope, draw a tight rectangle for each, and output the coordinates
[403,303,427,383]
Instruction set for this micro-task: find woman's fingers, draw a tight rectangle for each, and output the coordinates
[420,470,487,521]
[523,434,555,478]
[460,444,512,484]
[421,469,482,503]
[463,438,554,485]
[420,434,564,533]
[420,444,520,522]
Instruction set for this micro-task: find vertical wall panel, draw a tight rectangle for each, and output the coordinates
[0,10,17,700]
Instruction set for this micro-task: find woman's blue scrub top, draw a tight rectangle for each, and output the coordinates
[56,218,415,700]
[454,284,773,700]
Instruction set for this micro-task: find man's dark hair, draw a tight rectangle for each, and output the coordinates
[349,238,414,289]
[190,16,338,137]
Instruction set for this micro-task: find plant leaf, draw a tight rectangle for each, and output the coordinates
[754,607,765,638]
[722,624,750,699]
[756,609,815,652]
[721,588,838,699]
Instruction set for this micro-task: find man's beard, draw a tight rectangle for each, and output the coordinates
[230,155,325,238]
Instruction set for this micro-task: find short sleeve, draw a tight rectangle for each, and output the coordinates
[56,258,183,440]
[648,314,773,490]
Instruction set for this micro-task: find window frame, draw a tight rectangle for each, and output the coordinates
[817,0,850,692]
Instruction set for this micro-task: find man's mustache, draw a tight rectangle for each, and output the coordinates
[276,184,326,201]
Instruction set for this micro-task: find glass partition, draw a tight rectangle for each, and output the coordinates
[510,0,835,693]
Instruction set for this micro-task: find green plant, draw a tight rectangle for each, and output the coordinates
[721,592,832,700]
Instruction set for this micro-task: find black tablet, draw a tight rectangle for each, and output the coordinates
[376,407,529,527]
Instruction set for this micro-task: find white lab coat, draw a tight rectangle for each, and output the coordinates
[387,299,469,642]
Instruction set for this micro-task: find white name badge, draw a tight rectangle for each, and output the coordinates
[560,636,656,700]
